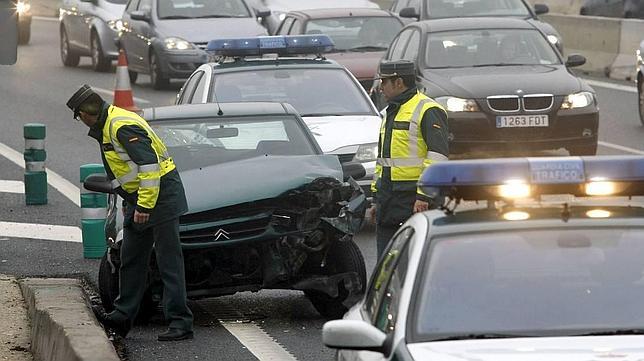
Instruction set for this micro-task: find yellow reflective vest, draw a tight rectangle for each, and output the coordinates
[101,105,176,210]
[371,92,447,195]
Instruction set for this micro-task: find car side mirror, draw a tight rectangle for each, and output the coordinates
[399,7,419,19]
[566,54,586,68]
[83,174,114,194]
[130,10,150,22]
[323,320,387,352]
[534,3,549,15]
[341,161,366,182]
[254,8,271,18]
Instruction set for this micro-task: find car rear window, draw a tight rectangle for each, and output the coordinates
[304,16,402,51]
[210,68,375,116]
[412,227,644,341]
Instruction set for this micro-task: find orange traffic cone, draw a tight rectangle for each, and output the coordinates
[113,49,139,112]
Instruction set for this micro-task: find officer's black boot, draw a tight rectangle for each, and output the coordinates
[92,305,131,338]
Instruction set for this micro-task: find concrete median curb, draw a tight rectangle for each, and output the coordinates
[19,278,120,361]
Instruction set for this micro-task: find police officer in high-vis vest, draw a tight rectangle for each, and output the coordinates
[370,61,449,258]
[66,85,194,341]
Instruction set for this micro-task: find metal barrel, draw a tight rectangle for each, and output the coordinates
[24,123,47,205]
[80,164,108,259]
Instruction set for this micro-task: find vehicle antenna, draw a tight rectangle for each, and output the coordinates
[211,77,224,116]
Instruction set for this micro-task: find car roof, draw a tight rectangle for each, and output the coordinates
[289,7,395,19]
[413,17,537,33]
[142,102,297,121]
[209,57,344,71]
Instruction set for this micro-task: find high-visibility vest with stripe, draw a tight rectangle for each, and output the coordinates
[372,92,447,193]
[101,105,175,210]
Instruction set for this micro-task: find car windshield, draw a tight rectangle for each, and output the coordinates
[106,0,128,4]
[157,0,251,19]
[425,28,560,68]
[424,0,531,18]
[211,68,375,116]
[149,115,317,171]
[413,227,644,341]
[304,17,402,52]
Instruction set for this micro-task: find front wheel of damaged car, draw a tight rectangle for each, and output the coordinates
[304,239,366,319]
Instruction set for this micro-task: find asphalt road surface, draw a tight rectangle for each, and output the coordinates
[1,17,643,361]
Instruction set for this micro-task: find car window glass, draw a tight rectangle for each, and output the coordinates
[424,0,530,18]
[364,227,414,325]
[374,235,412,333]
[126,0,141,13]
[191,73,207,103]
[179,71,204,104]
[290,18,302,33]
[157,0,251,19]
[402,30,420,60]
[277,16,295,34]
[138,0,151,12]
[304,17,403,51]
[211,68,375,116]
[150,115,317,171]
[413,228,644,341]
[389,29,413,60]
[425,28,560,68]
[392,0,409,12]
[408,0,420,12]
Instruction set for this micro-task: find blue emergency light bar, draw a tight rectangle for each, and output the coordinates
[206,35,335,57]
[418,156,644,201]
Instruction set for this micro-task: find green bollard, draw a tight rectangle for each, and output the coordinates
[24,123,47,205]
[80,164,108,259]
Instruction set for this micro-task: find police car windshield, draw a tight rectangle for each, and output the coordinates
[157,0,251,19]
[424,0,531,19]
[426,29,560,69]
[304,17,402,52]
[211,68,375,116]
[413,227,644,341]
[150,115,318,171]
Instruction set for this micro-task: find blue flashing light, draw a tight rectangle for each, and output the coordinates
[418,156,644,200]
[206,35,335,57]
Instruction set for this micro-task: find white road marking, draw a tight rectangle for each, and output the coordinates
[32,16,58,22]
[0,222,81,243]
[92,87,151,104]
[0,180,24,194]
[598,141,644,155]
[0,141,80,206]
[221,323,299,361]
[583,78,638,93]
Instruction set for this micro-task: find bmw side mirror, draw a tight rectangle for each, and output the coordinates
[566,54,586,68]
[534,4,549,15]
[341,162,366,182]
[83,174,114,194]
[130,10,150,22]
[399,7,419,19]
[323,320,387,352]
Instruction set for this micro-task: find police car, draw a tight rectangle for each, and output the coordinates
[323,156,644,360]
[175,35,381,194]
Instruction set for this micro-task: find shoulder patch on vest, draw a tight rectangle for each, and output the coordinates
[129,137,139,142]
[432,123,441,129]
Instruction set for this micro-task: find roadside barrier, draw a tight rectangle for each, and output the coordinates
[24,123,47,205]
[113,49,139,112]
[80,164,107,259]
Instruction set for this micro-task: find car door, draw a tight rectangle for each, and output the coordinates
[123,0,152,71]
[120,0,141,68]
[75,0,96,51]
[61,0,85,49]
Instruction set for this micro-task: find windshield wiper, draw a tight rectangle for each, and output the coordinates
[159,15,194,19]
[471,63,529,67]
[573,329,644,336]
[430,333,537,341]
[300,113,344,117]
[193,14,244,18]
[347,45,388,52]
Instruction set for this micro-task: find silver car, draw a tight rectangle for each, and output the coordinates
[59,0,126,71]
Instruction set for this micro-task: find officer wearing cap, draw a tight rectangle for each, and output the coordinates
[66,85,193,341]
[369,60,449,258]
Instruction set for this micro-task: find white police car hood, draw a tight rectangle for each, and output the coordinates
[302,115,380,154]
[408,336,644,361]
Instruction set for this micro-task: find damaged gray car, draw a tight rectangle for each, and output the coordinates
[85,102,368,319]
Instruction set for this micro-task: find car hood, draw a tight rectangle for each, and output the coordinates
[325,51,384,81]
[422,65,583,98]
[155,18,267,42]
[302,115,380,153]
[408,336,644,361]
[265,0,378,12]
[181,154,342,214]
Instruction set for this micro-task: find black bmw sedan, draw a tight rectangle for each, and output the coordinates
[377,17,599,156]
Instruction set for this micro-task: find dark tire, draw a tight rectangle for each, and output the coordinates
[91,32,111,72]
[568,143,598,156]
[129,70,138,84]
[638,77,644,125]
[60,27,80,67]
[304,239,367,319]
[18,21,30,45]
[150,51,169,90]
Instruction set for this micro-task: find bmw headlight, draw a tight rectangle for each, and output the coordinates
[436,96,479,112]
[561,92,594,109]
[108,19,125,32]
[353,143,378,163]
[164,37,194,51]
[16,0,30,15]
[547,34,559,46]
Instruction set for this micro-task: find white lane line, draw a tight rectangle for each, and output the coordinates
[583,78,637,93]
[92,87,151,104]
[0,180,24,194]
[221,323,299,361]
[33,16,58,22]
[0,222,81,243]
[598,141,644,155]
[0,142,80,207]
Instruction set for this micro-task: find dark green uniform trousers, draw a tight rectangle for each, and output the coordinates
[111,217,193,331]
[375,189,417,258]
